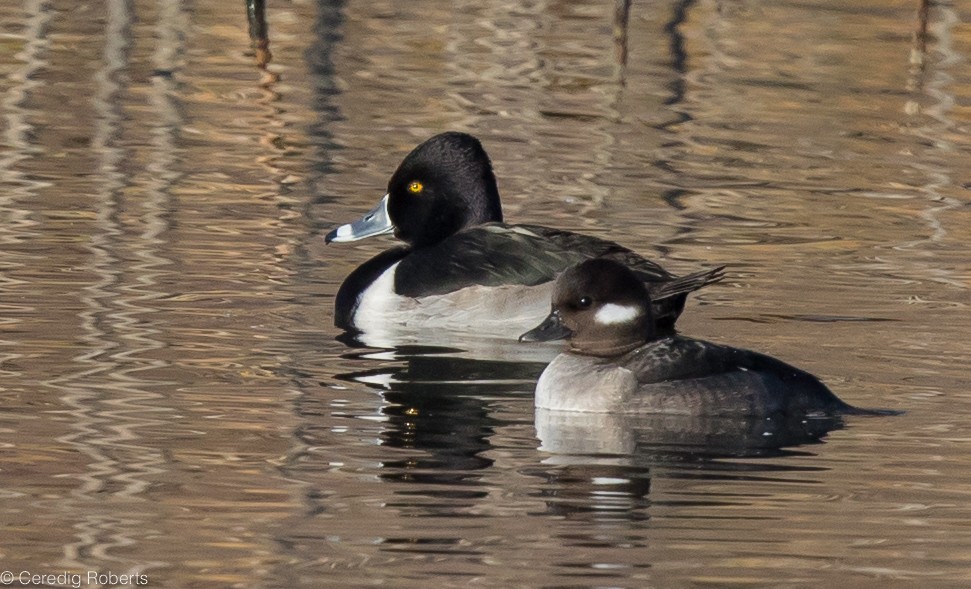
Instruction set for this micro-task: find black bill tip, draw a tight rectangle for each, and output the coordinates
[519,311,572,343]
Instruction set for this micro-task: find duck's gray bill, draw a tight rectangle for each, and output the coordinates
[519,311,572,342]
[325,194,394,244]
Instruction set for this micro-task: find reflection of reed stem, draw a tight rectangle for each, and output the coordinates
[910,0,931,71]
[246,0,272,67]
[914,0,930,61]
[613,0,632,82]
[906,0,931,95]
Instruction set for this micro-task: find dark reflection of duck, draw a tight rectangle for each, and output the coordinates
[331,343,848,524]
[334,345,545,501]
[524,462,654,519]
[526,410,844,519]
[336,330,562,365]
[534,408,843,460]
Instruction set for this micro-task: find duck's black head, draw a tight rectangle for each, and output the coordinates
[387,132,503,248]
[521,259,656,357]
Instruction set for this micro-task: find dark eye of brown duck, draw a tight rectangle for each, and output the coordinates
[577,296,593,309]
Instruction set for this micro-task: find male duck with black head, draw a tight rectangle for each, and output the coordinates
[521,259,893,417]
[326,132,724,341]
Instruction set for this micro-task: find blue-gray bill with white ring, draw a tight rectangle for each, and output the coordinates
[325,194,394,243]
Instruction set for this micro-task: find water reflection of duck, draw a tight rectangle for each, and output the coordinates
[332,344,848,523]
[526,410,841,520]
[326,132,723,343]
[534,408,843,461]
[522,259,896,418]
[334,346,544,481]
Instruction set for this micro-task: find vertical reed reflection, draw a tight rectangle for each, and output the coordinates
[43,0,179,575]
[0,0,50,376]
[246,0,272,68]
[901,2,963,287]
[269,0,347,561]
[50,0,144,570]
[613,0,632,79]
[910,0,930,71]
[661,0,695,107]
[303,0,344,204]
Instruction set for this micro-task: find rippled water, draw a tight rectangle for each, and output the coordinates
[1,0,969,587]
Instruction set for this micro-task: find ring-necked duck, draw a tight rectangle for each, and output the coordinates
[521,259,890,417]
[326,132,724,339]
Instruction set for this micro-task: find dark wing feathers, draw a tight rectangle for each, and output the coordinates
[651,266,726,299]
[646,265,725,330]
[393,223,721,331]
[520,224,676,283]
[621,337,854,416]
[396,223,712,297]
[395,224,591,297]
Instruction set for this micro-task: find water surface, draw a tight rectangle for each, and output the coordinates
[1,0,970,587]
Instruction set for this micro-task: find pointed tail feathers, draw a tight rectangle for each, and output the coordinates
[650,266,726,301]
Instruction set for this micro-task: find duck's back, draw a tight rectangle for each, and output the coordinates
[535,336,854,417]
[620,336,854,416]
[395,223,674,297]
[395,223,708,330]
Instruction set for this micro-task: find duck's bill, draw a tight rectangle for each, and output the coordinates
[325,194,394,244]
[519,310,572,342]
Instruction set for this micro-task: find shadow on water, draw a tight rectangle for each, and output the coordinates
[336,343,547,480]
[324,339,847,523]
[525,407,843,518]
[534,409,843,463]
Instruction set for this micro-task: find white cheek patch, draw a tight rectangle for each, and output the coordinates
[594,303,641,325]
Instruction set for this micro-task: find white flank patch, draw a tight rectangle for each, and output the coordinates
[351,261,555,345]
[354,262,404,330]
[595,303,640,325]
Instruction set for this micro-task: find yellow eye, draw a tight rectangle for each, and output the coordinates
[408,181,423,194]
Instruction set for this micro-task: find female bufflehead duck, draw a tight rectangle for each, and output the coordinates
[326,132,723,339]
[521,259,879,417]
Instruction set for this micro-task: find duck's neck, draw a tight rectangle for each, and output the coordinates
[568,338,645,358]
[467,167,503,225]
